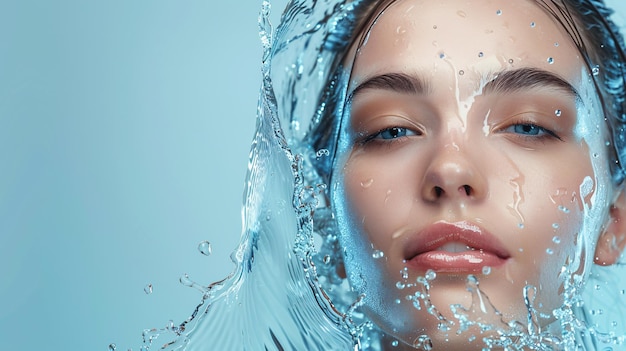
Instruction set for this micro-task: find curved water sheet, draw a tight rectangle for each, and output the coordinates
[137,0,626,350]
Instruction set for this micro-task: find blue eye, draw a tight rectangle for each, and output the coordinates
[377,127,412,139]
[513,124,543,135]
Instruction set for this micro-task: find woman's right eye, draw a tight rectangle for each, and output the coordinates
[362,126,420,144]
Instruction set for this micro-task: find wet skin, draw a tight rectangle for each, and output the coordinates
[331,0,626,349]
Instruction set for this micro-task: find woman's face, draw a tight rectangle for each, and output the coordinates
[332,0,615,348]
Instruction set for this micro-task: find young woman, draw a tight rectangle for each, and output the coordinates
[146,0,626,350]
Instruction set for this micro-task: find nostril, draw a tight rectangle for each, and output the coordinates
[462,185,471,196]
[434,186,444,198]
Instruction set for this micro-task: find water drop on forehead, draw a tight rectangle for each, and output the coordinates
[197,240,212,256]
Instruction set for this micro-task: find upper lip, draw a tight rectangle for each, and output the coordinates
[403,221,511,261]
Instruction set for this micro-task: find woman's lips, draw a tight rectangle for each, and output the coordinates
[403,221,511,273]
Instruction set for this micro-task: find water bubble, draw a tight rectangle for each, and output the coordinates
[552,223,560,229]
[144,284,153,295]
[315,149,330,158]
[109,344,117,351]
[592,66,600,76]
[478,51,484,58]
[547,57,554,64]
[425,269,437,281]
[496,9,502,15]
[372,250,384,259]
[197,240,212,256]
[482,266,492,275]
[546,248,554,255]
[552,236,561,244]
[555,109,562,117]
[530,21,536,28]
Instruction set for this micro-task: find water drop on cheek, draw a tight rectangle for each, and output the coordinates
[555,109,562,117]
[360,178,374,188]
[547,57,554,64]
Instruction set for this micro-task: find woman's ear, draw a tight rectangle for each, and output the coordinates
[594,188,626,266]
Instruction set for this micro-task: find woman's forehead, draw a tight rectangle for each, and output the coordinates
[350,0,586,92]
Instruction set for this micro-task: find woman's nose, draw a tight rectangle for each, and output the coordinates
[420,144,487,203]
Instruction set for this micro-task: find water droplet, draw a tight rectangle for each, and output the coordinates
[554,42,560,47]
[323,255,331,264]
[593,153,599,158]
[395,299,401,305]
[439,52,446,59]
[592,66,600,76]
[547,57,554,64]
[555,109,562,117]
[508,58,514,64]
[457,10,467,18]
[552,236,561,244]
[558,205,570,213]
[546,248,554,255]
[144,284,153,295]
[360,178,374,188]
[425,269,436,281]
[372,250,384,259]
[496,9,502,15]
[109,344,117,351]
[482,266,492,275]
[519,247,524,252]
[396,282,406,290]
[316,149,330,158]
[552,223,560,229]
[518,223,525,229]
[621,289,625,295]
[392,340,399,347]
[530,21,536,28]
[595,284,601,290]
[432,25,438,29]
[197,240,212,256]
[458,70,465,76]
[478,51,484,58]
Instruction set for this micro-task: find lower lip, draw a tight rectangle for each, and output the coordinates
[405,251,507,273]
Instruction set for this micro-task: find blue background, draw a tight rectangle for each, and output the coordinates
[0,1,623,350]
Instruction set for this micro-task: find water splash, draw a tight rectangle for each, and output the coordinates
[127,0,626,350]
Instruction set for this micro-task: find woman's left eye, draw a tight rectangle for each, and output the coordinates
[377,127,413,139]
[503,123,560,139]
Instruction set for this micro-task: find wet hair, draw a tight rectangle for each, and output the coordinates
[307,0,626,185]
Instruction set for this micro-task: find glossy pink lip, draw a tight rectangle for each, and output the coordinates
[403,221,511,273]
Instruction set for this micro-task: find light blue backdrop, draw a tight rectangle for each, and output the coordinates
[0,1,623,350]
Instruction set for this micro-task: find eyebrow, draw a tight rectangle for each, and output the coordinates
[484,67,580,99]
[349,67,579,101]
[350,72,431,99]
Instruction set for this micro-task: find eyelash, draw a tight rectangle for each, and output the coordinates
[499,119,562,141]
[360,126,421,145]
